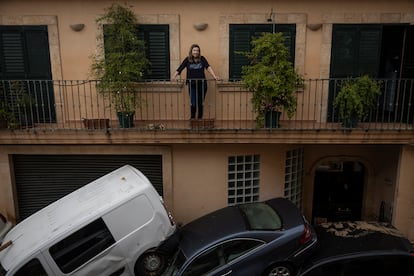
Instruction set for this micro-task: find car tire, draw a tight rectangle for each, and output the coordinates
[264,263,294,276]
[134,251,166,276]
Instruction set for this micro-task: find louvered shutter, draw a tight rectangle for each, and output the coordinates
[13,154,163,221]
[401,27,414,78]
[330,24,382,78]
[328,24,382,122]
[275,25,296,66]
[229,24,296,80]
[0,26,55,123]
[25,26,52,79]
[0,29,26,79]
[137,25,170,80]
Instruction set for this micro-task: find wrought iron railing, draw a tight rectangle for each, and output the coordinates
[0,78,413,131]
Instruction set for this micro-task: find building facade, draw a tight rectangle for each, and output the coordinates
[1,0,414,241]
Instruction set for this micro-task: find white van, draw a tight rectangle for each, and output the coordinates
[0,165,176,276]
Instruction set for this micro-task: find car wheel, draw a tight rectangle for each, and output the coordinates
[264,263,294,276]
[134,251,166,276]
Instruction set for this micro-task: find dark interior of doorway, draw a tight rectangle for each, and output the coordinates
[379,25,414,123]
[312,161,364,224]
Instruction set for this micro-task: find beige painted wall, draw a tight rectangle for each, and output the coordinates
[170,144,287,224]
[393,145,414,241]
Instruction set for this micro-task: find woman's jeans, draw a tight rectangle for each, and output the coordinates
[188,80,208,119]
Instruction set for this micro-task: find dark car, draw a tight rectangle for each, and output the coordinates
[136,198,317,276]
[298,221,414,276]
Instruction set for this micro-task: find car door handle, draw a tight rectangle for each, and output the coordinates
[221,270,232,276]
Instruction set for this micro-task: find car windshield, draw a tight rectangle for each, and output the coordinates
[238,202,282,230]
[162,249,186,275]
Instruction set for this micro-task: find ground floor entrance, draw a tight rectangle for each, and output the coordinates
[312,161,365,223]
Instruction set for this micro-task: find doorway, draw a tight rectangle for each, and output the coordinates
[312,161,365,223]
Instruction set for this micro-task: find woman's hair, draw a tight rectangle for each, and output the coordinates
[187,44,201,62]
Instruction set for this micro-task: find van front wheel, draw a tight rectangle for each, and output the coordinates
[134,251,166,276]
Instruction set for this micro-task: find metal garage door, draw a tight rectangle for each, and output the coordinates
[13,154,163,221]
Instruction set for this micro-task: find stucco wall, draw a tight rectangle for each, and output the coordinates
[393,145,414,241]
[170,144,287,224]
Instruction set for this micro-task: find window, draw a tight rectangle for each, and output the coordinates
[136,25,170,80]
[330,24,382,78]
[222,239,263,263]
[239,202,282,230]
[49,218,115,273]
[14,258,47,276]
[228,155,260,205]
[183,247,221,276]
[0,26,56,123]
[103,24,170,81]
[183,239,263,276]
[284,148,304,208]
[229,24,296,80]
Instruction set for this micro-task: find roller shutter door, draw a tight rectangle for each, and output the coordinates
[13,154,163,221]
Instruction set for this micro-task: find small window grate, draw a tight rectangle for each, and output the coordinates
[284,148,304,208]
[228,155,260,205]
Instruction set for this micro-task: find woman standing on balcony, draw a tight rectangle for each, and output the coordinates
[173,44,218,119]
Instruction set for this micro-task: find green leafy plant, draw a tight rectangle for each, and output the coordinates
[333,75,381,124]
[0,81,33,129]
[241,32,301,127]
[90,3,149,114]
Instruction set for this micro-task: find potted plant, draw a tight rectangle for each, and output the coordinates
[333,75,381,128]
[241,32,301,128]
[91,3,149,128]
[0,81,33,129]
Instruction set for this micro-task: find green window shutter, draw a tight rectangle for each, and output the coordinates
[275,24,296,65]
[0,28,26,79]
[24,26,52,79]
[0,26,55,123]
[0,26,51,80]
[229,24,296,80]
[137,25,170,80]
[401,27,414,78]
[229,24,272,80]
[330,24,382,78]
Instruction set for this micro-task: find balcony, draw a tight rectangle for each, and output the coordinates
[0,79,413,145]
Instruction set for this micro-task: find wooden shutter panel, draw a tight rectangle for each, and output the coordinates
[229,26,253,80]
[0,26,52,80]
[0,29,26,79]
[24,26,52,79]
[137,25,170,80]
[229,24,295,80]
[401,27,414,78]
[0,26,55,123]
[330,26,358,78]
[275,25,296,65]
[357,26,382,76]
[229,24,272,80]
[331,25,382,78]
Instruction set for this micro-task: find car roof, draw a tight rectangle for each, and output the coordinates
[178,205,246,258]
[178,198,304,259]
[307,221,414,262]
[0,165,156,271]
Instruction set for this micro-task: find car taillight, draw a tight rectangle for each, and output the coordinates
[300,224,312,244]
